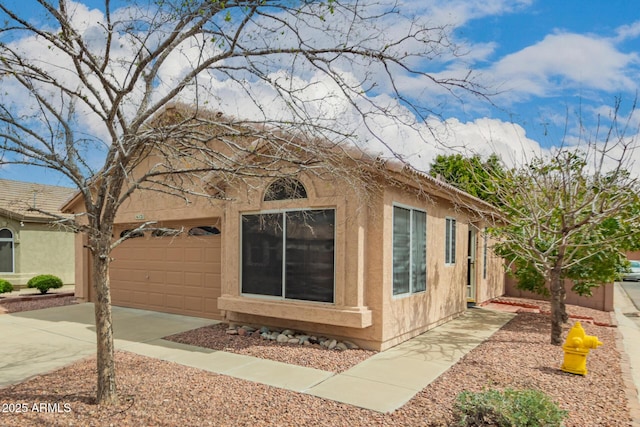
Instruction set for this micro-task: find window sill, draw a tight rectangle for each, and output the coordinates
[217,295,373,328]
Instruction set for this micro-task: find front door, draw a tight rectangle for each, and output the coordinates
[467,227,477,303]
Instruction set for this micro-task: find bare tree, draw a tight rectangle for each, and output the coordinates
[486,100,640,345]
[0,1,486,404]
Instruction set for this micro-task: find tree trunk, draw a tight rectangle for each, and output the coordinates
[559,284,568,323]
[92,244,118,405]
[549,268,566,345]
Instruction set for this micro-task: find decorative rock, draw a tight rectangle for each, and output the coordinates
[343,340,359,349]
[233,324,358,353]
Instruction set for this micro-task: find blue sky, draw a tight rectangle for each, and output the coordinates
[1,0,639,187]
[458,0,639,136]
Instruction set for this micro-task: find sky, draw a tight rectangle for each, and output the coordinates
[0,0,639,187]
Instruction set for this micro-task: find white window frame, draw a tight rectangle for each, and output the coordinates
[0,228,15,273]
[392,203,427,297]
[483,227,488,279]
[240,207,336,304]
[445,217,456,265]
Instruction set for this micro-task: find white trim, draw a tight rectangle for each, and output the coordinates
[0,227,15,273]
[391,203,427,298]
[445,217,457,265]
[483,227,488,280]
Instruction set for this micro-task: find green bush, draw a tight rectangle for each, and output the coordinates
[27,274,63,294]
[453,388,567,427]
[0,279,14,294]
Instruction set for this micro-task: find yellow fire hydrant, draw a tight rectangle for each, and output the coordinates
[560,321,602,376]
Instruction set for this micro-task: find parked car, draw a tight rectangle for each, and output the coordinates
[622,260,640,281]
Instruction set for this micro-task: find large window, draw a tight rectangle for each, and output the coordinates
[0,228,14,273]
[445,217,456,265]
[241,209,335,303]
[393,206,427,295]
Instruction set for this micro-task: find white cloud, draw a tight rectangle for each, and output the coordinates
[489,32,639,100]
[3,0,640,184]
[614,20,640,43]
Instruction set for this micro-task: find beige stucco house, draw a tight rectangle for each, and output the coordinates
[0,178,76,287]
[65,109,505,350]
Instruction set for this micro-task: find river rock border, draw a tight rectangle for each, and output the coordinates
[225,325,360,351]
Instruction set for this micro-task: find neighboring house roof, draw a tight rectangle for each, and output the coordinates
[0,178,76,223]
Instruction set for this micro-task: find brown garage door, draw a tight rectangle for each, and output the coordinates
[108,221,222,319]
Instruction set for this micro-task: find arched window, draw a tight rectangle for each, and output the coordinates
[263,178,307,201]
[188,226,221,236]
[0,228,14,273]
[119,229,145,239]
[151,228,181,237]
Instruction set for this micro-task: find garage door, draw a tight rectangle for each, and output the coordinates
[108,221,222,319]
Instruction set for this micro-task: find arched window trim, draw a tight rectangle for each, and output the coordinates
[119,229,145,239]
[188,226,221,236]
[263,177,308,201]
[0,227,15,273]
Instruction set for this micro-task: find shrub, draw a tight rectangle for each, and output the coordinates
[453,388,567,427]
[27,274,63,294]
[0,279,14,294]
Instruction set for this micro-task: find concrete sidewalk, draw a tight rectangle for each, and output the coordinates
[613,283,640,410]
[307,308,515,412]
[0,303,514,412]
[0,303,514,413]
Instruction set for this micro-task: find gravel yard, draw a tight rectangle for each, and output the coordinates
[0,297,635,426]
[0,295,77,314]
[165,323,376,373]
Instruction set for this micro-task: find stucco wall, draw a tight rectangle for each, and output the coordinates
[217,175,503,350]
[504,275,614,312]
[19,223,75,284]
[475,231,506,304]
[0,216,75,285]
[217,173,382,347]
[378,186,470,349]
[115,189,225,225]
[67,161,506,350]
[0,217,20,276]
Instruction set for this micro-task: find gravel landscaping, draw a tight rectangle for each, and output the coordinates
[0,295,77,314]
[0,297,636,426]
[165,323,376,373]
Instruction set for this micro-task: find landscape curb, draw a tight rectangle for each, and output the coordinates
[0,292,75,303]
[614,325,640,426]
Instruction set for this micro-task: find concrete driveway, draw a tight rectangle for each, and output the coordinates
[0,303,216,387]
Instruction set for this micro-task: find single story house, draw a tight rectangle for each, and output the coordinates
[0,178,76,287]
[64,109,505,350]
